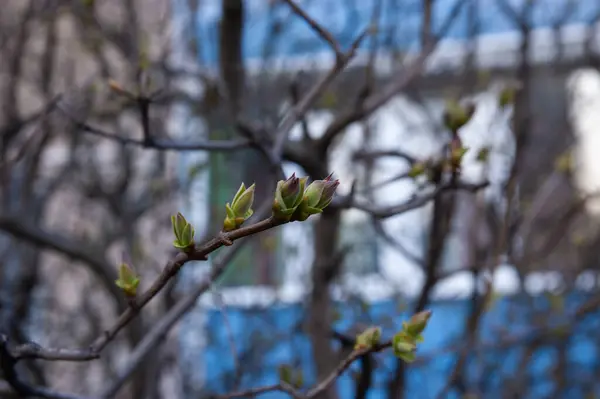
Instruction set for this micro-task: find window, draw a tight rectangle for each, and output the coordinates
[339,213,380,276]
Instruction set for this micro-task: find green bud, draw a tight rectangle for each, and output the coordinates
[316,173,339,208]
[450,146,469,168]
[304,181,326,208]
[171,212,195,251]
[278,364,304,388]
[554,152,572,173]
[172,212,185,237]
[396,350,417,363]
[392,332,417,362]
[443,100,476,132]
[404,310,432,337]
[292,174,339,221]
[388,311,433,362]
[223,183,255,231]
[272,174,306,221]
[232,183,255,216]
[476,147,490,162]
[293,369,304,388]
[278,364,292,385]
[180,223,192,245]
[280,174,301,202]
[354,326,382,350]
[408,162,426,178]
[115,262,140,297]
[499,86,517,108]
[394,340,416,354]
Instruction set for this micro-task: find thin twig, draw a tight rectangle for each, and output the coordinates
[88,217,283,354]
[216,382,303,399]
[270,28,370,163]
[59,105,250,152]
[214,341,395,399]
[317,0,467,152]
[334,180,488,218]
[280,0,343,58]
[353,149,417,164]
[0,336,92,399]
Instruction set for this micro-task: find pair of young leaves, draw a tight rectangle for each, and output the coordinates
[354,310,432,363]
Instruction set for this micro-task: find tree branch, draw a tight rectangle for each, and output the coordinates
[316,0,467,153]
[0,215,125,310]
[58,104,251,152]
[334,181,488,218]
[281,0,343,59]
[0,336,91,399]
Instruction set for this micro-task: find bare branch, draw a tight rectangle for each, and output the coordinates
[0,215,124,309]
[5,212,287,368]
[59,105,251,152]
[88,216,284,355]
[214,340,398,399]
[269,28,370,164]
[216,382,303,399]
[0,336,91,399]
[335,181,488,218]
[352,149,417,165]
[317,0,467,153]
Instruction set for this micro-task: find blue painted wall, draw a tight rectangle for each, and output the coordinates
[191,0,599,65]
[200,293,600,398]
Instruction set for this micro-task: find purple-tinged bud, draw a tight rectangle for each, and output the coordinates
[280,173,301,203]
[291,173,340,221]
[316,176,339,208]
[272,174,306,221]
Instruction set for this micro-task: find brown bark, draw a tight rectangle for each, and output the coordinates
[308,209,342,399]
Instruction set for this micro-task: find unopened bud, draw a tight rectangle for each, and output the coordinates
[408,162,427,178]
[405,310,432,337]
[499,85,518,108]
[394,340,416,354]
[316,174,339,208]
[280,174,301,202]
[171,212,195,251]
[292,174,339,222]
[224,183,255,231]
[273,174,306,221]
[392,332,418,361]
[476,147,490,162]
[303,181,326,208]
[354,326,381,350]
[232,183,255,216]
[444,100,476,132]
[115,262,140,297]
